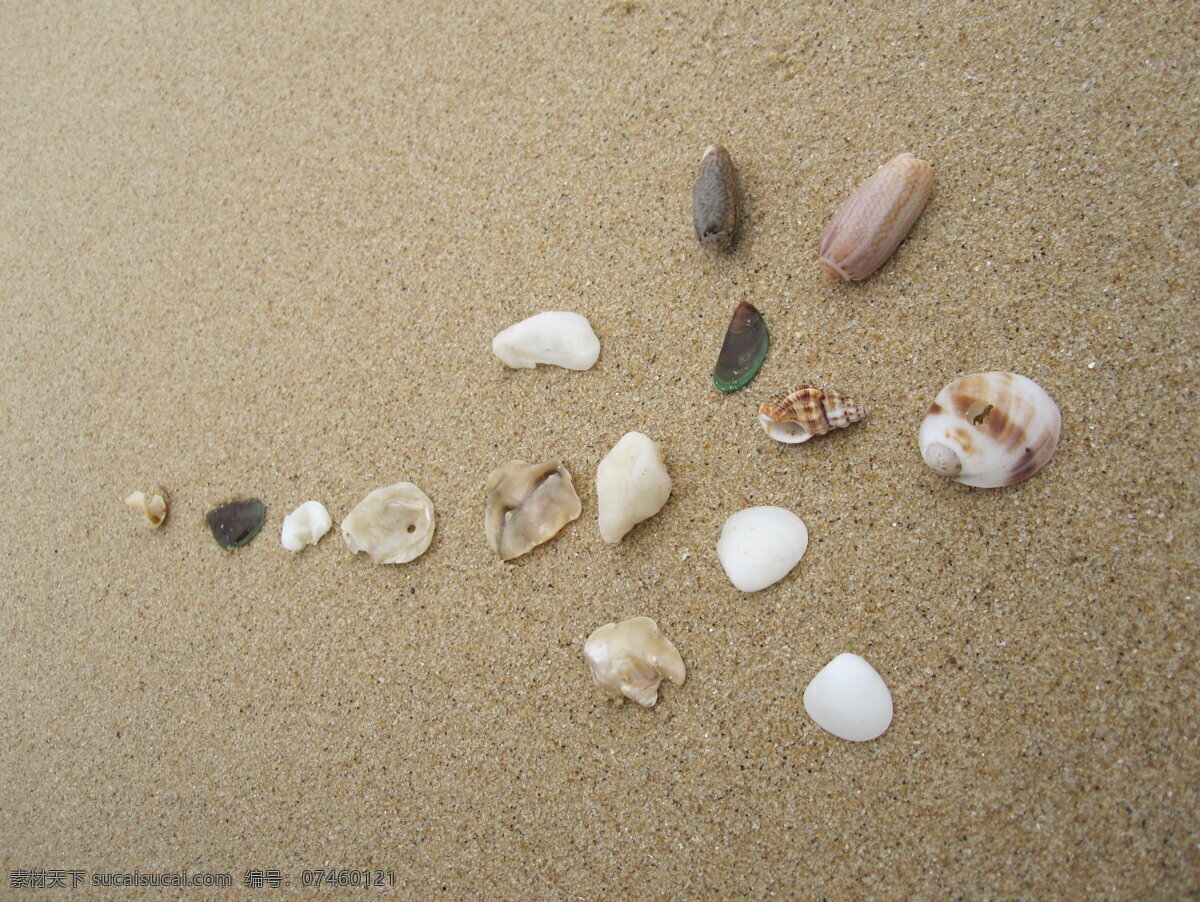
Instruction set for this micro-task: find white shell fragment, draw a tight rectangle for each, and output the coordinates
[918,371,1062,488]
[125,489,168,527]
[716,506,809,592]
[484,459,582,560]
[342,482,435,564]
[280,501,332,552]
[583,616,686,707]
[596,432,672,543]
[803,653,894,742]
[492,311,600,371]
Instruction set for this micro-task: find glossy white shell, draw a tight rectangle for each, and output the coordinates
[281,501,332,552]
[596,432,671,543]
[492,311,600,370]
[716,506,809,592]
[803,653,893,742]
[583,616,685,707]
[918,371,1061,488]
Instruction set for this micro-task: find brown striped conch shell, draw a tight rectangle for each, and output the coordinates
[758,385,868,444]
[819,152,933,282]
[918,372,1061,488]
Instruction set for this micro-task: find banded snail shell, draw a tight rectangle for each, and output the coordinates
[758,385,867,444]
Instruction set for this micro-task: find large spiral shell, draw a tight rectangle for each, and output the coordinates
[758,385,867,444]
[918,372,1061,488]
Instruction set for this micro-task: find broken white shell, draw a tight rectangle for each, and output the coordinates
[716,506,809,592]
[758,384,868,443]
[918,371,1061,488]
[803,653,893,742]
[583,616,686,707]
[125,489,168,527]
[484,459,582,560]
[492,311,600,370]
[342,482,435,564]
[596,432,671,543]
[281,501,332,552]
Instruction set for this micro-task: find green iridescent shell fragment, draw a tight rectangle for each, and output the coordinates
[206,498,266,550]
[713,301,769,392]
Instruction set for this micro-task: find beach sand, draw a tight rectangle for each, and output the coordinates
[1,1,1196,897]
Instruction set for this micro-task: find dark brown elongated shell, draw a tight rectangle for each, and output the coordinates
[758,385,867,443]
[693,144,738,247]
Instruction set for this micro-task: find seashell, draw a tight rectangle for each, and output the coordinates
[492,311,600,371]
[206,498,266,550]
[280,501,332,552]
[125,488,168,528]
[342,482,435,564]
[484,459,581,561]
[583,616,685,707]
[758,384,868,444]
[713,300,769,392]
[716,506,809,592]
[692,144,738,248]
[819,152,933,282]
[918,371,1061,488]
[803,653,893,742]
[596,432,671,543]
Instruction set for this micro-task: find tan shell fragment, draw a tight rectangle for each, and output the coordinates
[692,144,738,248]
[819,152,933,281]
[758,385,868,443]
[342,482,435,564]
[485,459,581,561]
[125,489,168,527]
[918,371,1061,488]
[583,616,686,707]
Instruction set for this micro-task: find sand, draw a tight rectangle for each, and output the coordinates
[1,1,1197,897]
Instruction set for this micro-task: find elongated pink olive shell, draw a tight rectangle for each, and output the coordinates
[819,152,933,282]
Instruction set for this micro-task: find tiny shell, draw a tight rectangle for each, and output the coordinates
[125,489,168,527]
[492,312,600,371]
[803,653,893,742]
[485,459,581,561]
[281,501,332,552]
[692,144,738,248]
[819,152,933,282]
[596,432,671,543]
[758,385,868,443]
[918,371,1061,488]
[342,482,435,564]
[584,616,685,707]
[716,506,809,592]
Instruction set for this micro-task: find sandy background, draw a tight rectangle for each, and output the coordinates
[2,1,1197,898]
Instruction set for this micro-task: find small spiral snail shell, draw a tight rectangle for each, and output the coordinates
[758,385,867,443]
[918,372,1061,488]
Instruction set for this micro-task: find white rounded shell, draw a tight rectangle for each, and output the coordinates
[716,506,809,592]
[281,501,332,552]
[342,482,435,564]
[492,311,600,370]
[803,653,894,742]
[918,371,1061,488]
[596,432,671,543]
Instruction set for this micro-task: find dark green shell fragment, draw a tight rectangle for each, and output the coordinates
[206,498,266,550]
[713,301,769,392]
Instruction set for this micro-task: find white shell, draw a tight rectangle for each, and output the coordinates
[124,489,167,527]
[803,653,893,742]
[583,616,686,707]
[716,506,809,592]
[342,482,435,564]
[596,432,671,543]
[918,371,1061,488]
[492,311,600,370]
[281,501,332,552]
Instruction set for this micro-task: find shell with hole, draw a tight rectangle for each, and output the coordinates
[758,385,867,444]
[918,371,1061,488]
[342,482,435,563]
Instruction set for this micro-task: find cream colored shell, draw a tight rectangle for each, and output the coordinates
[484,459,581,561]
[918,371,1061,488]
[595,432,671,543]
[342,482,435,563]
[583,616,685,707]
[125,489,168,527]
